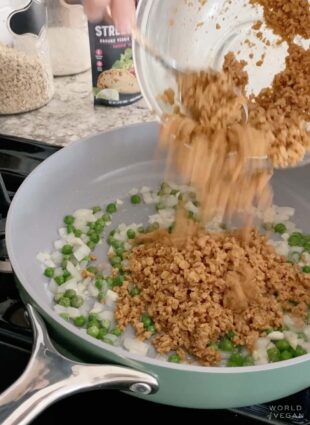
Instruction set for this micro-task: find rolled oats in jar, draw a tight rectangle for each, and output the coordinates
[0,0,54,115]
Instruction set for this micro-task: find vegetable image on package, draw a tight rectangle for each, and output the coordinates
[88,22,141,106]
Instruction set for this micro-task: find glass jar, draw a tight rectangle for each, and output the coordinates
[0,0,54,115]
[47,0,91,76]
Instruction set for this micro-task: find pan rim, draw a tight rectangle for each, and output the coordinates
[6,121,310,374]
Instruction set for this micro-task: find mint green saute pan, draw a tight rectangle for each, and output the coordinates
[2,122,310,424]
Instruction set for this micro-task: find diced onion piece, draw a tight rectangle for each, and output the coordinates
[54,240,65,250]
[74,244,91,262]
[284,331,298,350]
[90,302,104,314]
[59,227,67,237]
[66,261,82,281]
[106,290,118,305]
[88,285,99,297]
[98,310,114,321]
[123,338,149,356]
[267,331,284,341]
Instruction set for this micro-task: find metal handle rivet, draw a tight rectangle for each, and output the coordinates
[130,383,152,395]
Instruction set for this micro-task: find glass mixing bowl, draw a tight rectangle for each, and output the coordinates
[133,0,310,167]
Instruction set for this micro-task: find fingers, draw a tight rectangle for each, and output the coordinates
[83,0,110,22]
[110,0,136,34]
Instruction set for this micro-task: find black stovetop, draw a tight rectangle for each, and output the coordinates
[1,133,310,425]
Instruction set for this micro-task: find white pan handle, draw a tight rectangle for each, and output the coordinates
[0,305,159,425]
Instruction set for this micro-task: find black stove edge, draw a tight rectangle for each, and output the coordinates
[0,133,62,150]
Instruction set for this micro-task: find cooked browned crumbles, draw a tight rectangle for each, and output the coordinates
[250,0,310,42]
[222,44,310,167]
[249,43,310,167]
[115,229,310,365]
[255,44,310,122]
[159,70,272,224]
[222,52,249,89]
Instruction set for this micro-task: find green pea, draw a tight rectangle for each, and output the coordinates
[106,277,114,288]
[141,314,153,328]
[95,224,104,234]
[227,353,244,367]
[44,267,55,278]
[302,266,310,273]
[63,270,71,282]
[129,286,140,296]
[96,217,105,226]
[97,328,108,340]
[131,194,141,204]
[64,215,74,225]
[71,296,84,308]
[92,206,102,213]
[102,213,111,222]
[74,228,82,237]
[59,297,71,307]
[112,274,124,286]
[115,247,124,258]
[64,289,76,299]
[243,355,255,366]
[66,224,74,234]
[101,319,110,330]
[88,222,96,230]
[95,278,104,289]
[111,240,124,250]
[88,232,99,244]
[106,203,117,214]
[87,266,97,274]
[107,236,115,246]
[274,339,291,352]
[87,241,96,250]
[87,325,100,338]
[304,242,310,253]
[87,319,100,328]
[62,244,73,255]
[148,325,156,335]
[274,223,287,234]
[280,350,293,361]
[127,229,136,239]
[55,275,65,285]
[74,316,86,327]
[294,345,307,357]
[138,226,145,233]
[226,331,235,340]
[267,347,280,362]
[218,337,234,352]
[112,328,122,336]
[168,353,180,363]
[288,232,304,247]
[110,256,122,267]
[88,313,98,321]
